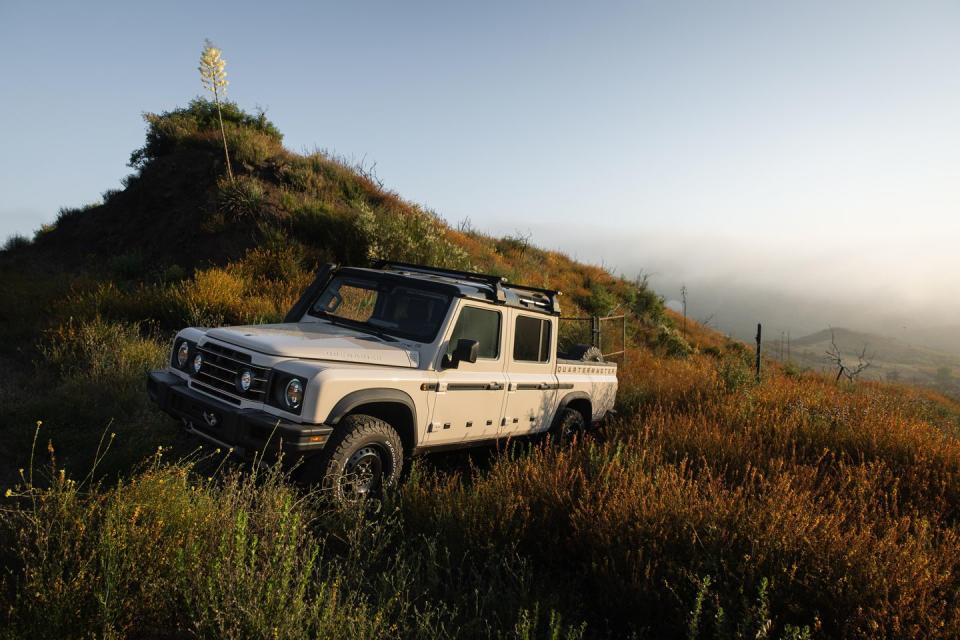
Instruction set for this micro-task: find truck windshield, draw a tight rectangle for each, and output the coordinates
[309,275,451,343]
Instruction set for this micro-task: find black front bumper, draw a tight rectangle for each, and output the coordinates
[147,370,333,459]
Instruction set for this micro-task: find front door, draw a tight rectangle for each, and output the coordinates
[427,304,507,444]
[502,313,559,437]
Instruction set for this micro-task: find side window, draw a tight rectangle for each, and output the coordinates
[513,315,551,363]
[447,306,501,359]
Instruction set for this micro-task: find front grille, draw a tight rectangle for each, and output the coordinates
[193,342,271,402]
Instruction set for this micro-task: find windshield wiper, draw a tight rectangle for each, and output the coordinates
[317,313,396,342]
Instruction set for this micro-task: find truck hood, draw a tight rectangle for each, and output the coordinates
[204,323,421,368]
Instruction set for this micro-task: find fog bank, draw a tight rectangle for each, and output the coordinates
[481,220,960,354]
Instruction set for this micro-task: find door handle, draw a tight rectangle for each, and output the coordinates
[487,382,504,390]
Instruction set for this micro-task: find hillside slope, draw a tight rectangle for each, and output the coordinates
[9,100,645,318]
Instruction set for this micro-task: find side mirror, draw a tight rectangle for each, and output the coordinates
[447,338,479,368]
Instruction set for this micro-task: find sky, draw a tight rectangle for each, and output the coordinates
[2,1,958,341]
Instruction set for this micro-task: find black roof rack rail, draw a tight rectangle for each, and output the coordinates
[371,260,562,315]
[373,260,508,302]
[504,281,561,297]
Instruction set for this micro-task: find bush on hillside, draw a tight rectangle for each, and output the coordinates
[354,202,471,270]
[583,282,617,317]
[41,318,165,390]
[217,175,268,220]
[129,99,283,169]
[656,324,695,357]
[1,234,30,252]
[632,274,666,324]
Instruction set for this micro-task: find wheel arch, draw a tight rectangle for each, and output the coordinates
[557,391,592,426]
[325,388,418,453]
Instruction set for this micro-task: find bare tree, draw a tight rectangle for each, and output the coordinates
[825,328,872,382]
[456,216,473,233]
[511,229,532,260]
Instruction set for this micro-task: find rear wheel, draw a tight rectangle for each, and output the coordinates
[301,414,404,501]
[549,407,587,443]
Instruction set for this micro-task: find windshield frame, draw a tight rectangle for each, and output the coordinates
[305,271,455,343]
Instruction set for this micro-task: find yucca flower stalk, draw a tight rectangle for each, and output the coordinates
[199,40,234,183]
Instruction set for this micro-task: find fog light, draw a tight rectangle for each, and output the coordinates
[192,353,204,374]
[285,378,303,409]
[176,341,190,368]
[237,369,253,393]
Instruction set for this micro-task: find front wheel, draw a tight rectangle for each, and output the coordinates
[301,414,404,501]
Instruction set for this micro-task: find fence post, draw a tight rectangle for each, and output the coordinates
[622,315,627,365]
[755,323,762,382]
[592,316,601,350]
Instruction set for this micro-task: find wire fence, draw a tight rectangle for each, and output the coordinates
[558,314,628,363]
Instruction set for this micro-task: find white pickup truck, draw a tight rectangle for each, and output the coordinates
[148,261,617,499]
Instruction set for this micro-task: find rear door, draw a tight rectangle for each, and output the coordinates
[427,303,507,444]
[503,312,559,436]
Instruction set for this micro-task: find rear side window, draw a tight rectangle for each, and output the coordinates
[513,315,551,362]
[447,306,501,359]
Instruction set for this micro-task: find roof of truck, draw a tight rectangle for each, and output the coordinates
[346,261,562,316]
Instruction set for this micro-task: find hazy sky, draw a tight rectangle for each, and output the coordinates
[2,1,958,339]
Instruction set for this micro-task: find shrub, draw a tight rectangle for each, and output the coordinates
[178,267,273,326]
[354,201,472,270]
[228,126,283,166]
[656,324,695,357]
[290,200,368,264]
[0,462,388,639]
[1,234,30,252]
[583,283,617,317]
[41,317,165,385]
[129,99,282,169]
[33,223,56,240]
[632,274,666,324]
[55,202,99,226]
[218,175,267,220]
[719,356,753,392]
[109,250,147,280]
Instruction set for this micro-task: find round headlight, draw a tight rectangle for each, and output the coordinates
[285,378,303,409]
[237,369,253,393]
[176,341,190,368]
[192,353,204,374]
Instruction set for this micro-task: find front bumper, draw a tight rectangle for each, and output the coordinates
[147,370,333,459]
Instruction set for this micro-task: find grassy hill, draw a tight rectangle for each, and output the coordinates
[3,101,960,639]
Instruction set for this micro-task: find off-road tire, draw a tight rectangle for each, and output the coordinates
[563,344,604,362]
[548,407,587,443]
[302,414,404,501]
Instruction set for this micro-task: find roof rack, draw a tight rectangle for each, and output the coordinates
[371,260,562,315]
[373,260,507,302]
[507,283,563,315]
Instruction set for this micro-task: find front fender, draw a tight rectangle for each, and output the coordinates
[324,388,418,427]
